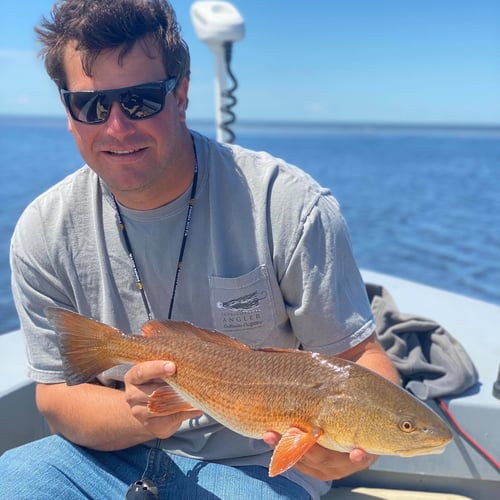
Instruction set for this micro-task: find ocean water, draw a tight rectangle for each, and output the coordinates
[1,116,499,334]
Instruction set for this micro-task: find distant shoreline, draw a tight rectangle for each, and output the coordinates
[1,114,499,135]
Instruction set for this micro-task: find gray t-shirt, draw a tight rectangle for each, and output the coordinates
[11,131,375,498]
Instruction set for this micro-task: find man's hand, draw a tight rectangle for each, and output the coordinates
[263,430,378,481]
[124,360,203,439]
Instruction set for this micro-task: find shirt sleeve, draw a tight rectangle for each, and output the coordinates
[10,202,72,383]
[279,192,375,355]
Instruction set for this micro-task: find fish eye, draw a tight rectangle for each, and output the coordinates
[399,418,416,433]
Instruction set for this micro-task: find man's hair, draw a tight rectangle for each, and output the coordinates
[36,0,190,89]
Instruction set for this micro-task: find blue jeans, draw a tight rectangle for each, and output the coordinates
[0,435,310,499]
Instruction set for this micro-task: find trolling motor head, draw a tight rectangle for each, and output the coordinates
[190,1,245,143]
[191,1,245,50]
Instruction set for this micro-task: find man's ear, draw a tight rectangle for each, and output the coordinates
[175,77,190,120]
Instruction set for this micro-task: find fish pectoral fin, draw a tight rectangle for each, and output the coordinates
[269,426,324,477]
[147,386,197,415]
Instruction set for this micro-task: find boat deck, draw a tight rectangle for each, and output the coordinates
[1,270,499,498]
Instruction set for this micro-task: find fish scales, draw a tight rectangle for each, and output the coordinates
[46,307,453,476]
[172,349,336,437]
[141,331,332,436]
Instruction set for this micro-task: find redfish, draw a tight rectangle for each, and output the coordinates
[46,307,452,477]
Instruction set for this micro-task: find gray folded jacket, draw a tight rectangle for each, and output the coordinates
[366,283,479,400]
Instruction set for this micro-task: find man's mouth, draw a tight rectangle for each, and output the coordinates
[108,148,144,155]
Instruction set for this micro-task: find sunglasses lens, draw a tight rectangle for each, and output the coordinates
[67,93,110,124]
[63,79,175,124]
[120,84,164,120]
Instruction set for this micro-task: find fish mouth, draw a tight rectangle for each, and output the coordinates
[396,445,447,457]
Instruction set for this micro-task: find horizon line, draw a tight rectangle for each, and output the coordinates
[0,113,499,132]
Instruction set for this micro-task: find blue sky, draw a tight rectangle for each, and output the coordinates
[1,0,499,125]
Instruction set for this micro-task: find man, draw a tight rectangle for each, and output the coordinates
[0,1,399,498]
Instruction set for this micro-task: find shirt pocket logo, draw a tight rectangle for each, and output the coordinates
[216,290,268,311]
[209,265,276,342]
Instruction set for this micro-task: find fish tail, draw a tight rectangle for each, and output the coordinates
[45,307,128,386]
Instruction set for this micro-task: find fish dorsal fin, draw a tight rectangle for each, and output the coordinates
[141,320,174,338]
[141,320,252,351]
[269,426,324,477]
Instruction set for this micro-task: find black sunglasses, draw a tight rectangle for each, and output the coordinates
[60,77,177,124]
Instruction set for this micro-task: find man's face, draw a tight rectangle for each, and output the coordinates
[62,40,191,209]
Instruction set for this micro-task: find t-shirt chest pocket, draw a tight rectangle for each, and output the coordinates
[209,265,277,345]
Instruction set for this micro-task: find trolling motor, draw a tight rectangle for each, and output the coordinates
[190,1,245,143]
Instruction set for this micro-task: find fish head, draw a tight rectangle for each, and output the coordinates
[317,385,453,457]
[373,405,453,456]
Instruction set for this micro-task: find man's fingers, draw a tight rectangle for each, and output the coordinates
[125,360,176,385]
[349,448,378,466]
[263,431,281,448]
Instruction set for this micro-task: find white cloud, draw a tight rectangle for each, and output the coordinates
[305,102,330,117]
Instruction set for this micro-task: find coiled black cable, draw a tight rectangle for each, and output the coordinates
[220,41,238,143]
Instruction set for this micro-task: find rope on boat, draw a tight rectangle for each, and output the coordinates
[437,398,500,472]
